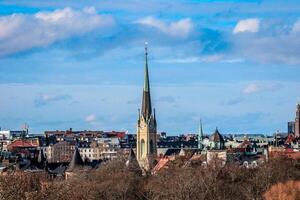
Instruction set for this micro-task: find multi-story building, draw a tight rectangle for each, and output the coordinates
[7,138,39,156]
[295,103,300,138]
[0,130,28,140]
[44,129,104,143]
[120,134,136,148]
[43,141,76,163]
[288,121,295,134]
[78,140,119,161]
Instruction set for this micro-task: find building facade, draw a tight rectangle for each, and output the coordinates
[79,140,119,161]
[295,103,300,138]
[136,44,157,171]
[288,121,295,134]
[43,141,75,163]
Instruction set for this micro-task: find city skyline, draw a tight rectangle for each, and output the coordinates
[0,1,300,135]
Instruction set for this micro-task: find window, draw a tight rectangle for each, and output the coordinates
[141,139,145,157]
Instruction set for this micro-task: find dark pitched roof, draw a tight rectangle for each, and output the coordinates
[20,159,41,171]
[126,149,141,174]
[210,128,224,143]
[164,149,181,156]
[48,165,66,176]
[66,147,83,172]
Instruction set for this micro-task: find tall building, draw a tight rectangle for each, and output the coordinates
[136,43,157,171]
[295,103,300,138]
[288,121,295,134]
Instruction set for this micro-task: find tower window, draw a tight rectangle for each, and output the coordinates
[141,139,145,157]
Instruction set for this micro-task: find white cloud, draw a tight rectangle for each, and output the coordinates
[292,19,300,33]
[243,82,282,94]
[0,7,114,56]
[155,54,223,63]
[85,114,97,123]
[83,6,97,14]
[135,16,193,38]
[243,83,260,94]
[233,18,260,34]
[34,94,71,106]
[221,58,245,63]
[231,19,300,65]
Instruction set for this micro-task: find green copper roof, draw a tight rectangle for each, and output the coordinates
[199,119,203,138]
[198,119,203,149]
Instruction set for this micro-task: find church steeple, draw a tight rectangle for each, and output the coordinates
[136,42,157,172]
[141,42,152,120]
[198,119,204,149]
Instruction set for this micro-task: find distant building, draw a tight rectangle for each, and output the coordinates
[288,121,295,134]
[209,128,225,150]
[120,134,136,148]
[44,129,104,143]
[295,103,300,138]
[44,141,76,163]
[7,138,39,156]
[0,130,27,140]
[78,139,119,161]
[207,150,227,165]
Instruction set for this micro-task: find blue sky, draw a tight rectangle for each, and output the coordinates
[0,0,300,135]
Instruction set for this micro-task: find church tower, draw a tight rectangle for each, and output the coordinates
[136,43,157,171]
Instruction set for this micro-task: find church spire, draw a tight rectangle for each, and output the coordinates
[198,119,203,149]
[141,42,152,120]
[144,42,150,92]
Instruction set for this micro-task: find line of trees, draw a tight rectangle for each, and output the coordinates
[0,157,299,200]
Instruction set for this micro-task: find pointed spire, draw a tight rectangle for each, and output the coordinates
[126,148,142,174]
[153,108,157,125]
[141,42,152,120]
[67,147,84,172]
[138,109,141,120]
[198,119,204,149]
[179,147,186,157]
[144,42,150,92]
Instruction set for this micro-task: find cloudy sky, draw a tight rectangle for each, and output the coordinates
[0,0,299,135]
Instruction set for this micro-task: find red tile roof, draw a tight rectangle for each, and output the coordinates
[237,140,252,148]
[7,139,39,150]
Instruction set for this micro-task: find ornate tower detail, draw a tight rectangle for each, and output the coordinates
[295,103,300,138]
[136,43,157,171]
